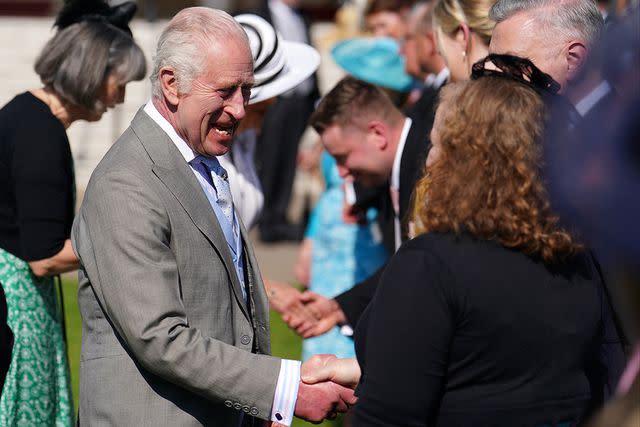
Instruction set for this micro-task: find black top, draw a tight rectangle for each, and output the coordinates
[0,92,74,261]
[353,232,626,427]
[335,119,431,326]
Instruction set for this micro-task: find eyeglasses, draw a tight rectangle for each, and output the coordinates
[471,54,561,95]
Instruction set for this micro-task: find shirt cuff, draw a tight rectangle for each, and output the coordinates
[271,359,301,426]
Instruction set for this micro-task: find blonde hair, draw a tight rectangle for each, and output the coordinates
[433,0,497,46]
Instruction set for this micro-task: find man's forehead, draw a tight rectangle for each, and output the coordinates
[203,46,254,85]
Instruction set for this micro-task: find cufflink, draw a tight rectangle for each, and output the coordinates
[275,413,283,421]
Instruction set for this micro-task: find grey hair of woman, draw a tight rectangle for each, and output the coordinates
[489,0,604,45]
[34,20,146,113]
[150,7,250,100]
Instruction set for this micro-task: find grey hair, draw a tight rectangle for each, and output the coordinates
[150,7,249,99]
[489,0,604,45]
[34,20,146,112]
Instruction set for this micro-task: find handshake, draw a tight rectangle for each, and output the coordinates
[275,355,362,426]
[266,280,346,339]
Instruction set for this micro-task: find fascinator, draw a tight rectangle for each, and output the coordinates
[331,37,414,92]
[54,0,137,36]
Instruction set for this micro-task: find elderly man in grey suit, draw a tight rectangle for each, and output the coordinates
[71,7,355,426]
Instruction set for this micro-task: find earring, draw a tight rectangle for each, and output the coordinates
[462,50,466,58]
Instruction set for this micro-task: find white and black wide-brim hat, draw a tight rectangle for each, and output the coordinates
[235,14,321,105]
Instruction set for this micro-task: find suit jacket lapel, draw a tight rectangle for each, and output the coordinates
[130,109,250,318]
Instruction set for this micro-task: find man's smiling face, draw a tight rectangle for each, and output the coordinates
[175,37,254,157]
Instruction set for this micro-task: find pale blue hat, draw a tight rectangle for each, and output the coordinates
[331,37,415,92]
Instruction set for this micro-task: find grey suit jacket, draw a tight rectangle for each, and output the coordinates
[71,109,282,426]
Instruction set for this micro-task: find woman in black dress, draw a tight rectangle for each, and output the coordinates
[302,60,626,426]
[0,1,145,424]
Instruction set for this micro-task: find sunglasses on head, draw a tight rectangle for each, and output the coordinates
[471,54,561,95]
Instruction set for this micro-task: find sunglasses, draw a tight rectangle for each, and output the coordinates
[471,54,561,95]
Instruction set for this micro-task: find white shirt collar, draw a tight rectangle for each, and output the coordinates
[143,100,196,163]
[424,68,450,89]
[391,117,413,190]
[574,80,612,117]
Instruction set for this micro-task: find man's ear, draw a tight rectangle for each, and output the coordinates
[159,67,180,106]
[566,41,589,82]
[368,120,389,150]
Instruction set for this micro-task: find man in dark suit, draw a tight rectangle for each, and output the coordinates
[283,76,431,335]
[283,3,450,335]
[252,0,320,242]
[402,1,448,144]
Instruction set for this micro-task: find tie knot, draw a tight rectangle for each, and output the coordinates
[194,155,228,182]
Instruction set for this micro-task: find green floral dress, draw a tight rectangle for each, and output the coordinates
[0,248,72,427]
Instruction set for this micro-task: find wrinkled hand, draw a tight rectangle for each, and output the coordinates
[283,292,347,338]
[294,379,357,423]
[265,280,317,327]
[301,354,361,390]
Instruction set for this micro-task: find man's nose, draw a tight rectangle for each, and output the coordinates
[225,88,247,120]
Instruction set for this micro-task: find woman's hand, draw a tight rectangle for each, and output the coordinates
[301,354,361,390]
[29,239,79,277]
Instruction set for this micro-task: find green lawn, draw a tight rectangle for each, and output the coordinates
[61,278,343,427]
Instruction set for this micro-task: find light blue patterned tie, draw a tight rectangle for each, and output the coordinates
[193,155,234,225]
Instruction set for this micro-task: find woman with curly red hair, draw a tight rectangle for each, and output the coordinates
[302,65,625,426]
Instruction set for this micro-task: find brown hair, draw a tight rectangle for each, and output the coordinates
[310,76,403,134]
[364,0,415,16]
[433,0,496,46]
[413,77,582,263]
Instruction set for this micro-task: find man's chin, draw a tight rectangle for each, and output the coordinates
[201,132,235,156]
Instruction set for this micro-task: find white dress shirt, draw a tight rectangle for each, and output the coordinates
[390,118,413,251]
[424,67,450,90]
[143,101,300,426]
[575,80,612,117]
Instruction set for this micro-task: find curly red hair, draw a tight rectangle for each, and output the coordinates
[413,77,582,263]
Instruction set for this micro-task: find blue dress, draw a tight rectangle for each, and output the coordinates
[302,152,388,360]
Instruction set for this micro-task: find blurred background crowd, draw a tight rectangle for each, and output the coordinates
[0,0,639,426]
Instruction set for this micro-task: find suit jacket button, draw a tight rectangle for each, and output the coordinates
[242,405,250,413]
[240,335,251,345]
[234,402,242,410]
[250,408,259,416]
[224,400,232,407]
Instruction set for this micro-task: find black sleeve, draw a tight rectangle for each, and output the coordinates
[11,123,72,261]
[335,265,385,328]
[352,247,455,426]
